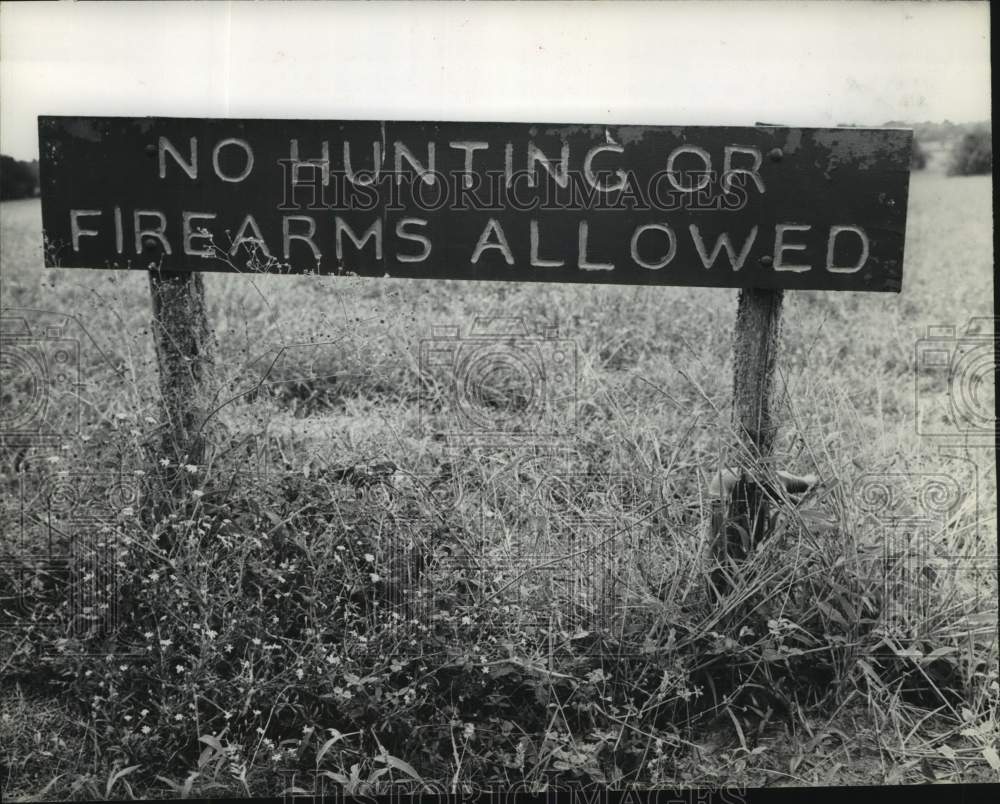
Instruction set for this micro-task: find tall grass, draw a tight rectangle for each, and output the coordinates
[1,172,997,796]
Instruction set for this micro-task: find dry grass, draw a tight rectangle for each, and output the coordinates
[0,171,996,796]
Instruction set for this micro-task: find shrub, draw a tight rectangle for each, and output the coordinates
[0,155,39,200]
[949,128,992,175]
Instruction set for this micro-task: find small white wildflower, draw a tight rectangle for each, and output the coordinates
[140,709,149,717]
[174,713,183,721]
[141,725,151,735]
[461,616,472,626]
[369,573,380,583]
[364,553,375,563]
[191,489,204,498]
[159,458,171,467]
[296,668,304,680]
[184,464,198,474]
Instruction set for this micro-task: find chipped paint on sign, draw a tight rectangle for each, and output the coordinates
[38,117,912,292]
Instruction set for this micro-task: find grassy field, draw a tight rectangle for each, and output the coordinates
[1,170,997,796]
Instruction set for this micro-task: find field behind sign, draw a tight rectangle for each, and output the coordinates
[1,171,996,792]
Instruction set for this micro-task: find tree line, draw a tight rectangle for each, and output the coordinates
[1,155,40,200]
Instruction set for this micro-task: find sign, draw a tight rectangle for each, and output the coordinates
[39,117,911,291]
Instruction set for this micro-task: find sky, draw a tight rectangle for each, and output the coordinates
[0,0,992,161]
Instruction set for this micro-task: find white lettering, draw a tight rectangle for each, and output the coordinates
[527,141,570,188]
[394,141,436,185]
[471,218,514,265]
[630,223,676,270]
[722,146,765,194]
[773,224,812,272]
[449,141,489,188]
[666,145,712,192]
[230,214,270,257]
[159,136,197,180]
[282,215,320,261]
[212,138,254,183]
[289,140,330,186]
[579,221,614,271]
[689,225,758,271]
[70,209,101,252]
[282,215,321,262]
[335,217,382,260]
[530,220,564,268]
[113,206,123,254]
[583,144,627,192]
[134,210,171,255]
[396,217,431,263]
[182,212,217,257]
[344,141,382,185]
[826,225,870,273]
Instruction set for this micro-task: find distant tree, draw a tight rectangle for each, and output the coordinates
[948,128,992,176]
[910,141,927,170]
[0,155,39,200]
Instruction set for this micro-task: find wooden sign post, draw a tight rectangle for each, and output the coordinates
[726,286,785,583]
[38,116,912,576]
[147,269,211,466]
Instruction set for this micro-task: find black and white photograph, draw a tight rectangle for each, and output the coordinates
[0,0,996,799]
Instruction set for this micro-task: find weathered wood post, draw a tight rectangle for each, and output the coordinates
[732,287,784,459]
[709,286,785,595]
[148,268,212,466]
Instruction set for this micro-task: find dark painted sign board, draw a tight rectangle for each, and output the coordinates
[39,117,911,291]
